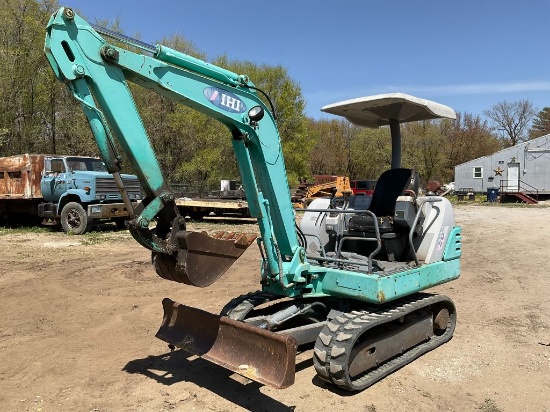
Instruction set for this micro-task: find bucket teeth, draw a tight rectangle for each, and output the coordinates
[234,233,257,246]
[211,231,257,244]
[212,231,225,239]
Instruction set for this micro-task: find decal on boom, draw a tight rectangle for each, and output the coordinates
[204,87,247,114]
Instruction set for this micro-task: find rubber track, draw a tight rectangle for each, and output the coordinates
[313,293,456,391]
[220,290,281,320]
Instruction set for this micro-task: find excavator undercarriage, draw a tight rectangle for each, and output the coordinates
[157,292,456,391]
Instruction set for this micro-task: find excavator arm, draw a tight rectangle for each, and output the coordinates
[45,7,306,288]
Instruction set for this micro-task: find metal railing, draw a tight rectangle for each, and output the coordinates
[297,198,441,273]
[499,180,539,201]
[295,207,379,272]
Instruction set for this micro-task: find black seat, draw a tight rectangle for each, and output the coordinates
[368,168,417,217]
[348,168,418,233]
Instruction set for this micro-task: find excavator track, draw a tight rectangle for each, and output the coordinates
[313,293,456,391]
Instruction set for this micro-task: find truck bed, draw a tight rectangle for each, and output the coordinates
[0,154,45,199]
[175,198,250,218]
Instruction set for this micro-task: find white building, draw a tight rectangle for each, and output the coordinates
[454,133,550,203]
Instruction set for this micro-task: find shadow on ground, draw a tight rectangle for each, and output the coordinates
[124,349,297,411]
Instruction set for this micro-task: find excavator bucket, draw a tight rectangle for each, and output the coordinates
[154,231,257,287]
[156,298,297,389]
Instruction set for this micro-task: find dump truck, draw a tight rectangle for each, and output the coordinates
[45,7,461,391]
[0,154,141,234]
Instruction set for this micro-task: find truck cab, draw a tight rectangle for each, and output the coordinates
[38,155,142,233]
[41,156,141,203]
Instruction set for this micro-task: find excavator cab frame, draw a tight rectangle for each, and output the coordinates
[45,8,462,391]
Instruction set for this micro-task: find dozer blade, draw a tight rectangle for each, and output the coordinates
[154,231,257,287]
[156,298,297,389]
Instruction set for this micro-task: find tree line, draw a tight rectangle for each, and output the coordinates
[1,0,549,191]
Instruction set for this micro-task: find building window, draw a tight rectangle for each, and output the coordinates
[473,166,483,179]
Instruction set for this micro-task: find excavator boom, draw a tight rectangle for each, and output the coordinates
[44,7,301,287]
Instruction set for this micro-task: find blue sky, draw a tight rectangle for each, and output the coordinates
[64,1,550,120]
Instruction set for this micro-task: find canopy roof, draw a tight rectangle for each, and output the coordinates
[321,93,456,128]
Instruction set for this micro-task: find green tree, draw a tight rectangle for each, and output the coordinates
[400,114,500,183]
[130,43,310,190]
[0,0,61,155]
[349,127,391,180]
[214,56,310,184]
[402,120,447,182]
[307,117,396,181]
[528,107,550,139]
[0,0,109,159]
[307,119,355,176]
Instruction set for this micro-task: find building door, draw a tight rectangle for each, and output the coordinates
[507,162,520,191]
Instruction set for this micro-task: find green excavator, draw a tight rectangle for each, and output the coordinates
[45,7,461,391]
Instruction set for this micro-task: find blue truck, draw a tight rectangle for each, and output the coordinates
[0,153,141,234]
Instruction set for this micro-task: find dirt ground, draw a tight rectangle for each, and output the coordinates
[1,204,549,412]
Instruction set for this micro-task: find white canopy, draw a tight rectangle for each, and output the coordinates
[321,93,456,128]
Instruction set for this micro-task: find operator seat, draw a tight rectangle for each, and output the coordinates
[346,168,420,261]
[368,168,417,220]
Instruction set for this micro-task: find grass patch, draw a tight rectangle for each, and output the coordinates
[0,225,51,235]
[0,223,129,244]
[79,231,117,245]
[478,398,503,412]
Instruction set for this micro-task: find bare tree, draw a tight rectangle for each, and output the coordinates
[483,100,536,147]
[447,112,501,169]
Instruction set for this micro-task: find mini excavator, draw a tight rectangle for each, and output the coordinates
[45,7,461,391]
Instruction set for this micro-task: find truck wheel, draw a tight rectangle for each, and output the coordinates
[113,217,127,229]
[61,202,93,234]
